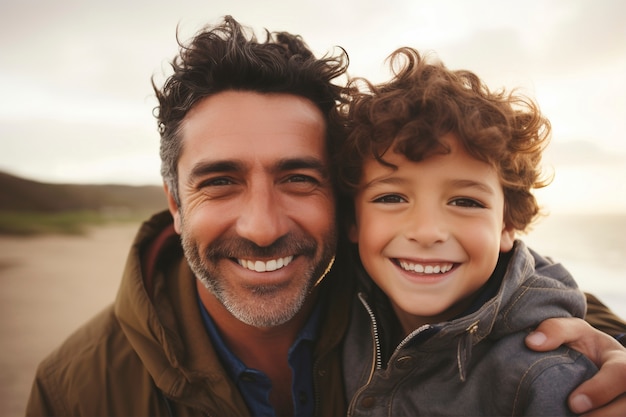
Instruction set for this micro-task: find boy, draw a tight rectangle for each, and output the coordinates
[337,47,598,416]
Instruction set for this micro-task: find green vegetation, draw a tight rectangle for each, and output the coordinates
[0,171,167,235]
[0,210,151,236]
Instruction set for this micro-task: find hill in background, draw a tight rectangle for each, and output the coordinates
[0,171,166,212]
[0,171,168,234]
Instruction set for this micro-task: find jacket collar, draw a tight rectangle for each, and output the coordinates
[114,211,250,414]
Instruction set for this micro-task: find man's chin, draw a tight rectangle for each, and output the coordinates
[199,276,312,328]
[224,293,308,328]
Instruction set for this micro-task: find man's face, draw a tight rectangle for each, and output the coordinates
[167,90,337,328]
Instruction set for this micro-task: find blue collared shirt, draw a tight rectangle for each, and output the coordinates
[198,295,321,417]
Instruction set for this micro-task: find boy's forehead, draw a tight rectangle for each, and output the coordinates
[360,132,493,178]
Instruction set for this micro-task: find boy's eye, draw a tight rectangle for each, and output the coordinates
[449,197,484,208]
[373,194,406,204]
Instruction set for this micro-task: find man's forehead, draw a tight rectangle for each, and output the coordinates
[180,91,326,152]
[183,90,326,133]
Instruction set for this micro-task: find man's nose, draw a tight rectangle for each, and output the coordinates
[235,182,290,247]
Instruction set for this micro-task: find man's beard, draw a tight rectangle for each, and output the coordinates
[180,221,337,328]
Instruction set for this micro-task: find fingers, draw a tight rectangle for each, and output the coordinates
[525,317,596,353]
[580,394,626,417]
[526,316,626,415]
[569,358,626,414]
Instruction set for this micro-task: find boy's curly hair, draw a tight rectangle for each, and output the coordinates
[337,47,551,232]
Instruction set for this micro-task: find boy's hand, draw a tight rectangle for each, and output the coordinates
[526,317,626,416]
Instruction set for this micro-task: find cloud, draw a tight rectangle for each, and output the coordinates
[543,140,626,166]
[1,0,625,194]
[0,118,161,184]
[538,0,626,73]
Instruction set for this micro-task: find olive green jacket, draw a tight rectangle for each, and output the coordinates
[25,211,353,416]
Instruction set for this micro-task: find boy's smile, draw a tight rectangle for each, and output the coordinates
[350,133,515,334]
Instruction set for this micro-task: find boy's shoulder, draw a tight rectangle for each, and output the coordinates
[470,332,597,415]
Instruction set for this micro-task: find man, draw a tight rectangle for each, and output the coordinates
[26,16,626,416]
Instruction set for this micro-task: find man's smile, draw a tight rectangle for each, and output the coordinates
[236,256,295,272]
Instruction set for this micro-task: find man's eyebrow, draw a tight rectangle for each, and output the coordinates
[188,157,329,182]
[189,160,244,182]
[275,157,328,174]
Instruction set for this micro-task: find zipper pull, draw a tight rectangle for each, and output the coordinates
[457,321,479,382]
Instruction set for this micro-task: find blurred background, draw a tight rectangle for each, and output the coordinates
[1,0,625,415]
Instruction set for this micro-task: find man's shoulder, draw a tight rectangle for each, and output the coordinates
[34,305,137,391]
[28,305,151,415]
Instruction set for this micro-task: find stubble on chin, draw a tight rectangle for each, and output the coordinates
[181,232,333,328]
[177,206,337,327]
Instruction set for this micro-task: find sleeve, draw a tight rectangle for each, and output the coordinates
[584,292,626,346]
[24,373,59,417]
[529,247,626,346]
[518,351,598,416]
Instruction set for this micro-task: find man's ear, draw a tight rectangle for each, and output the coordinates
[500,223,515,252]
[164,183,182,234]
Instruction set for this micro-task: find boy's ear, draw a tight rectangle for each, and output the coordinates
[500,223,515,252]
[164,183,182,234]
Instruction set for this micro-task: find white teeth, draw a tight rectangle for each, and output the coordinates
[238,256,294,272]
[399,261,453,274]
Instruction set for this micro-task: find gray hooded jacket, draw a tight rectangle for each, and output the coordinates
[342,240,598,416]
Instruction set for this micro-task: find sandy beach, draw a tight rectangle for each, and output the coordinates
[0,224,140,417]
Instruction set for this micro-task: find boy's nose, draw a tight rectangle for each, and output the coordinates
[403,204,448,246]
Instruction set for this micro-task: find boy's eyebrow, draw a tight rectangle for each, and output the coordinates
[449,179,497,194]
[362,176,407,189]
[361,177,497,194]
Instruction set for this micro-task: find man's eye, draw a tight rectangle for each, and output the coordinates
[199,177,234,187]
[373,194,406,204]
[449,198,484,208]
[286,174,319,184]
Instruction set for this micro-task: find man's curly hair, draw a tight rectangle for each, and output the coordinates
[153,15,349,205]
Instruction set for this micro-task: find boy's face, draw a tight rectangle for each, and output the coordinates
[350,133,515,334]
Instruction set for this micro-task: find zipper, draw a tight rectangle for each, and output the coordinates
[391,323,433,358]
[357,292,382,372]
[348,293,435,416]
[347,293,382,416]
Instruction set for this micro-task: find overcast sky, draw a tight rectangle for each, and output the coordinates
[1,0,625,213]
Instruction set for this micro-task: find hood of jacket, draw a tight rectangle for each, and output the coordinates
[113,211,249,414]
